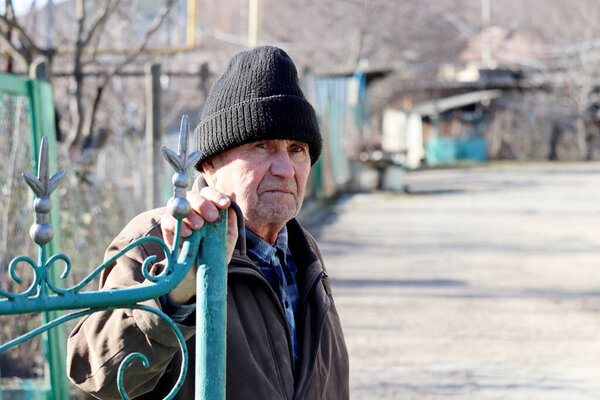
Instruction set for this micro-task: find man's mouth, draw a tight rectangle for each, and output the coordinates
[261,188,295,196]
[265,189,292,194]
[259,181,297,196]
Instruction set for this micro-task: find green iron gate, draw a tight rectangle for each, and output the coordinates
[0,73,230,399]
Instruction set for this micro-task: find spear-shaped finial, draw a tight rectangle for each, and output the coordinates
[162,115,202,219]
[22,137,66,245]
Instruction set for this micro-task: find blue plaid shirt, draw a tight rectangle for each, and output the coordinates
[246,226,301,372]
[163,226,301,372]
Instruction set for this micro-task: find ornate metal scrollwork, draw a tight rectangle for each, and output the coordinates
[0,115,223,400]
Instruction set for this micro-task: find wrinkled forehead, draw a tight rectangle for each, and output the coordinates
[200,139,309,170]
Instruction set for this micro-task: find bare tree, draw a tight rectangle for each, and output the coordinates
[0,0,53,73]
[542,0,600,160]
[467,0,600,160]
[0,0,180,154]
[68,0,179,150]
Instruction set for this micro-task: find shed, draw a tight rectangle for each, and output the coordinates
[383,89,503,167]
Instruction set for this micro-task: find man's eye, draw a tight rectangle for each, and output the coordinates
[291,145,307,153]
[256,143,268,149]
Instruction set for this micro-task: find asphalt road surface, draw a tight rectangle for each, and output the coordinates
[307,163,600,400]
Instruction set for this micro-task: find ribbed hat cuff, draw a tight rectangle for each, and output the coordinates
[195,94,322,168]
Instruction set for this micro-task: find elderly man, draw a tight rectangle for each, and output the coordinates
[67,46,349,399]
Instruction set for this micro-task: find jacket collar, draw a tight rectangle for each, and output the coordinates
[229,199,319,274]
[231,218,324,294]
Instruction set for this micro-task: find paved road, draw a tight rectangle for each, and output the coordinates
[307,163,600,400]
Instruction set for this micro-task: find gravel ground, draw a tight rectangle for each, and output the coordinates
[307,163,600,400]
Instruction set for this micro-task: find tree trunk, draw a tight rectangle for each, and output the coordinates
[81,84,105,148]
[575,113,587,160]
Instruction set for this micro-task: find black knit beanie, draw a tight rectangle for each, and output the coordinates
[194,46,322,170]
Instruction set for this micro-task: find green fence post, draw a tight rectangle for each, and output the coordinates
[0,71,67,399]
[27,78,69,400]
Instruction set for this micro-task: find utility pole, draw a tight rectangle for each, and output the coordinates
[47,0,54,48]
[146,63,162,209]
[248,0,262,47]
[481,0,492,68]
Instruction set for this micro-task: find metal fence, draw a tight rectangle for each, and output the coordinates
[310,72,369,197]
[0,112,230,399]
[0,72,67,399]
[0,84,47,398]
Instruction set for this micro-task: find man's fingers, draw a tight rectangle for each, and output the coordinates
[160,214,176,247]
[189,186,230,209]
[185,190,226,221]
[227,207,238,236]
[162,184,233,251]
[199,186,231,209]
[161,214,193,248]
[186,188,231,222]
[182,210,204,230]
[163,230,174,248]
[180,223,192,237]
[192,175,207,192]
[226,207,239,263]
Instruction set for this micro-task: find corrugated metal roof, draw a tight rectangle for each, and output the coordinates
[410,89,503,116]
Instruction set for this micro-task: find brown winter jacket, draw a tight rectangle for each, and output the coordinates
[66,208,349,399]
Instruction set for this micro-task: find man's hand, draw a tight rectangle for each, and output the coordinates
[160,177,238,304]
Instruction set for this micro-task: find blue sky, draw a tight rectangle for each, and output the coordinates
[9,0,51,16]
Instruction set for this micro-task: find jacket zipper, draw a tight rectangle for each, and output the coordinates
[321,271,331,297]
[298,268,325,317]
[293,268,329,399]
[230,257,330,399]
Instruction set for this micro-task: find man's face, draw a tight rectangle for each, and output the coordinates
[204,139,311,234]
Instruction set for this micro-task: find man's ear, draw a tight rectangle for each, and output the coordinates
[202,158,216,172]
[201,159,217,187]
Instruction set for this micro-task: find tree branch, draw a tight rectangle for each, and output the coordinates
[108,0,178,77]
[67,0,88,149]
[80,0,119,49]
[82,0,179,146]
[0,29,28,67]
[0,13,45,56]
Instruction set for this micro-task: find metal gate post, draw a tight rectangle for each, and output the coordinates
[163,114,228,399]
[195,215,228,399]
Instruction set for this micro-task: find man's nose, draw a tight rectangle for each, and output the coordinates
[270,150,294,178]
